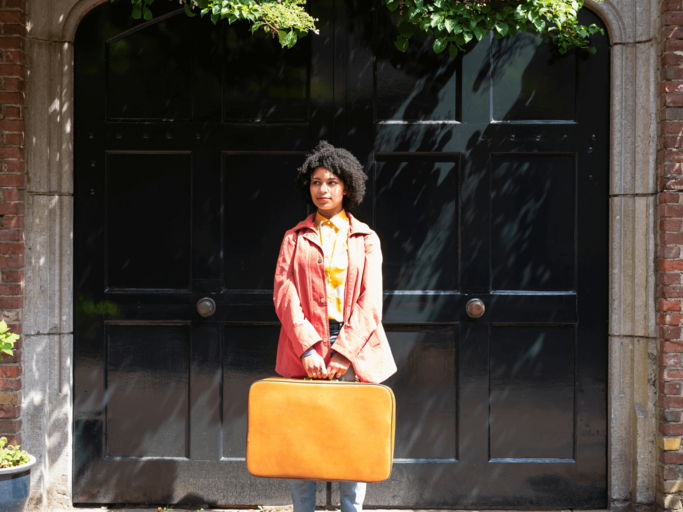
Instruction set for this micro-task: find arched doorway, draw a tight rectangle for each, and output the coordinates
[73,1,609,506]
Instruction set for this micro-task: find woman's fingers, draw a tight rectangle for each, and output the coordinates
[325,363,342,379]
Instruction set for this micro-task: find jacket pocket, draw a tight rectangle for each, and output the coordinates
[368,327,383,347]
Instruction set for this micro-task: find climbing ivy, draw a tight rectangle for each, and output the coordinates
[112,0,603,55]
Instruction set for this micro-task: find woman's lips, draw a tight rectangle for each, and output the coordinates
[318,197,330,202]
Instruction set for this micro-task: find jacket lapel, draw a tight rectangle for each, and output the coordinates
[294,213,322,250]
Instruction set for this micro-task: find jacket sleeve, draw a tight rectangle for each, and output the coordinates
[273,231,323,357]
[332,232,383,363]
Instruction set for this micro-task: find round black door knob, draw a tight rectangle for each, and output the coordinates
[197,297,216,318]
[466,299,485,319]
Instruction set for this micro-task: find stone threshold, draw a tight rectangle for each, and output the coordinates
[68,508,609,512]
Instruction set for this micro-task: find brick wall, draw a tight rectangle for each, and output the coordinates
[0,0,25,447]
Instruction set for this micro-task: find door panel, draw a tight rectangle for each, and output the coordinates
[106,324,191,459]
[222,325,280,459]
[222,153,308,290]
[74,0,608,507]
[223,22,310,122]
[490,154,576,291]
[106,152,193,290]
[375,154,459,291]
[384,326,458,461]
[491,34,578,122]
[489,325,575,461]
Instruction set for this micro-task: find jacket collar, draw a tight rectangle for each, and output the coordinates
[293,211,372,236]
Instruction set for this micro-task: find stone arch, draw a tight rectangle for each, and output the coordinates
[22,0,659,509]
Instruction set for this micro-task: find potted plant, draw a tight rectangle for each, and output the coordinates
[0,321,34,512]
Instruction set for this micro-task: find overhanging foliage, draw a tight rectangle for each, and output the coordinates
[112,0,604,55]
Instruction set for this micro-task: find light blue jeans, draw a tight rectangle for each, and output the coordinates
[290,480,367,512]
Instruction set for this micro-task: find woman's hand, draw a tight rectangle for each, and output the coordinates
[302,352,328,379]
[327,353,351,379]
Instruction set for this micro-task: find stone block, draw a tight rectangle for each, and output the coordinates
[610,335,634,501]
[23,334,71,509]
[27,0,107,42]
[611,43,633,196]
[585,0,628,44]
[610,336,658,505]
[24,194,73,336]
[23,333,48,502]
[610,41,658,196]
[25,38,74,195]
[634,41,657,195]
[610,196,657,337]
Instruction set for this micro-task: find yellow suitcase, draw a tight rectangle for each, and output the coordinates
[246,378,396,483]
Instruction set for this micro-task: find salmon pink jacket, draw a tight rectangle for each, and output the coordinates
[273,212,397,384]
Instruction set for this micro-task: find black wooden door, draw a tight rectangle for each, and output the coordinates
[74,0,608,507]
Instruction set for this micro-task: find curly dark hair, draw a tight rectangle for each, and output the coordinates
[296,141,368,209]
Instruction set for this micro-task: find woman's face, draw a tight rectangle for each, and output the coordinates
[310,167,346,217]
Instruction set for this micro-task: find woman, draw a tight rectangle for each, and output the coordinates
[273,141,397,512]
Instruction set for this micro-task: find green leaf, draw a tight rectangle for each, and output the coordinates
[448,44,458,59]
[433,37,447,54]
[132,4,142,18]
[462,30,473,44]
[398,20,416,38]
[210,11,219,23]
[277,29,288,46]
[252,21,264,31]
[386,1,399,12]
[494,22,508,36]
[444,18,456,33]
[588,45,597,54]
[183,2,196,17]
[473,25,486,41]
[285,30,298,48]
[394,35,409,52]
[533,18,544,31]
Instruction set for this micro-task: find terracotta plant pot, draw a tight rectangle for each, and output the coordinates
[0,455,35,512]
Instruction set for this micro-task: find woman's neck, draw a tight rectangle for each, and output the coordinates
[316,206,344,220]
